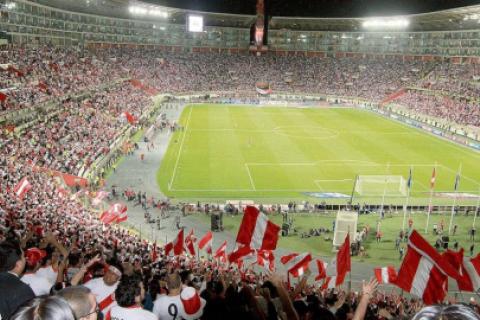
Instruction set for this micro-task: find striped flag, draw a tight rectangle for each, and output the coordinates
[14,177,32,199]
[374,266,397,284]
[430,167,436,190]
[280,252,312,278]
[235,206,280,251]
[394,230,461,305]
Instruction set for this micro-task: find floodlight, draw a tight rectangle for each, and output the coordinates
[150,9,168,18]
[362,18,409,29]
[188,15,204,32]
[129,6,147,15]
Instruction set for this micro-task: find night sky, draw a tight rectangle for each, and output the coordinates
[143,0,480,17]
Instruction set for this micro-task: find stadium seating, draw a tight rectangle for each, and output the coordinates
[2,44,480,319]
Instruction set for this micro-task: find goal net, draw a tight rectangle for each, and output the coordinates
[355,175,407,197]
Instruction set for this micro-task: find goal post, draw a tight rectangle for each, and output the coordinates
[354,175,407,197]
[333,210,358,248]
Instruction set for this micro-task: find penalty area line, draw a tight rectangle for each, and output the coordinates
[245,164,256,191]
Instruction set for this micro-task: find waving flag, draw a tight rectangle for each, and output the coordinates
[92,191,109,206]
[14,177,32,199]
[236,206,280,251]
[100,203,127,224]
[374,266,397,284]
[173,229,184,256]
[257,250,275,272]
[335,234,351,286]
[394,230,460,305]
[281,252,312,278]
[215,241,228,263]
[198,231,213,254]
[121,111,136,124]
[228,245,254,264]
[314,259,328,281]
[443,249,480,292]
[185,229,196,256]
[321,276,336,290]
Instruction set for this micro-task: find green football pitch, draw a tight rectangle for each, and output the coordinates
[157,104,480,205]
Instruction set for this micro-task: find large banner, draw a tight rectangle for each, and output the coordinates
[256,82,272,95]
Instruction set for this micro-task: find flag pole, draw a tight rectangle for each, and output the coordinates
[349,175,359,208]
[380,163,390,219]
[448,164,462,235]
[402,166,413,232]
[425,162,437,234]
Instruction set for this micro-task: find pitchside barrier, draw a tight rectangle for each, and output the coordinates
[333,210,358,248]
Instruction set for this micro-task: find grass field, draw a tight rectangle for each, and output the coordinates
[190,212,480,266]
[157,104,480,204]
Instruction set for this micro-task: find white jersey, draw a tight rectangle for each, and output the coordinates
[35,266,58,284]
[107,305,157,320]
[153,295,186,320]
[21,272,53,296]
[84,277,118,314]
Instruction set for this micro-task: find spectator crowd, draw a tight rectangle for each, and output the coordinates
[2,45,480,319]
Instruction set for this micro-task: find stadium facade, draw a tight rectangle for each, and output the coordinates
[1,0,480,60]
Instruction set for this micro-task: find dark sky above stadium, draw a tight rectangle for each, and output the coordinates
[146,0,480,17]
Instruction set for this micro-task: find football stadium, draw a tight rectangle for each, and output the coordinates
[1,0,480,318]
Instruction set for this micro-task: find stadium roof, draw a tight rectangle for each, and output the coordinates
[37,0,480,31]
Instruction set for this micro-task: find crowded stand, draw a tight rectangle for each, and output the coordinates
[418,63,480,99]
[2,43,480,320]
[0,47,125,113]
[391,91,480,128]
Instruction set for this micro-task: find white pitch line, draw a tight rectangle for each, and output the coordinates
[169,107,193,190]
[314,179,354,182]
[440,164,480,187]
[247,162,316,166]
[245,164,256,191]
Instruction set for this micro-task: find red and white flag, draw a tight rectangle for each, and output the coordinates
[257,250,275,272]
[228,245,254,264]
[321,276,336,290]
[281,252,312,278]
[114,204,128,223]
[185,229,196,256]
[394,230,460,305]
[334,234,351,286]
[100,203,127,224]
[314,259,328,281]
[121,111,136,124]
[164,229,184,257]
[215,241,228,263]
[430,167,436,189]
[443,249,480,292]
[173,229,184,256]
[14,177,32,199]
[198,231,213,255]
[374,266,397,284]
[236,206,280,251]
[92,190,109,206]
